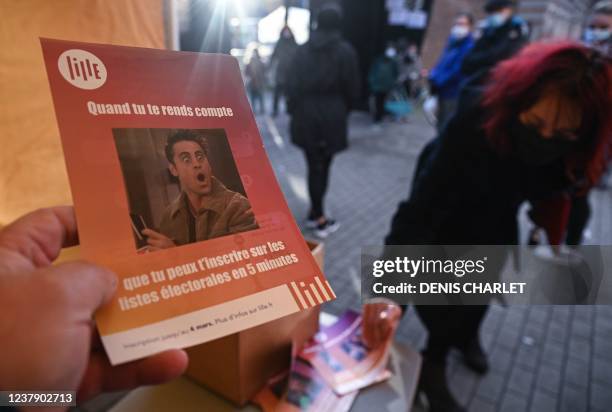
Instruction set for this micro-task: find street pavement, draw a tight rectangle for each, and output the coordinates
[257,105,612,412]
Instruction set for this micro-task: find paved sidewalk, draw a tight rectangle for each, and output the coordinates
[257,107,612,412]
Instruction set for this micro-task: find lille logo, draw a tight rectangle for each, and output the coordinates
[57,49,107,90]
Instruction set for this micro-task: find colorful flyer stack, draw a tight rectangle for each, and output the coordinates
[253,310,396,411]
[253,358,357,412]
[40,38,335,365]
[303,311,393,395]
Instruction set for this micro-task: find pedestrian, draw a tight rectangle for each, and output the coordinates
[461,0,529,80]
[0,207,188,401]
[245,48,266,115]
[399,43,423,98]
[583,0,611,57]
[270,26,298,117]
[365,42,611,412]
[429,13,475,131]
[368,46,399,124]
[585,0,612,191]
[286,5,361,238]
[527,1,612,247]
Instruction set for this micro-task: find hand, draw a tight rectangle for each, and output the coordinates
[0,207,188,406]
[142,228,176,250]
[362,299,402,349]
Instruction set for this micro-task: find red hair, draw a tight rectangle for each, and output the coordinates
[482,41,612,189]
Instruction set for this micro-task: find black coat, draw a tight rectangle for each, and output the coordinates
[385,91,570,246]
[287,30,361,155]
[461,16,529,78]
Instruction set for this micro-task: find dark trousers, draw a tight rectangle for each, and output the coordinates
[415,305,488,361]
[373,92,388,123]
[273,83,285,115]
[304,149,334,219]
[249,88,264,114]
[566,194,591,246]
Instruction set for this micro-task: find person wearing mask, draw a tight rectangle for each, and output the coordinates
[270,26,298,117]
[245,48,267,115]
[364,42,611,412]
[584,1,611,57]
[287,5,361,238]
[368,46,399,125]
[585,1,612,191]
[527,0,612,247]
[0,207,188,403]
[429,13,475,131]
[461,0,529,80]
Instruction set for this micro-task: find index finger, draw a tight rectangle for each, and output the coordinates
[0,206,79,268]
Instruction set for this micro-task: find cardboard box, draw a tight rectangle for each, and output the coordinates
[185,240,325,405]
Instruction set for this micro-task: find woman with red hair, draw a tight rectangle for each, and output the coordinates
[366,41,611,412]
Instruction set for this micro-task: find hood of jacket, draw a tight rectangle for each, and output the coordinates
[309,30,342,50]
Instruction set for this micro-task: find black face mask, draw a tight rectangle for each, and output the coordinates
[512,120,578,165]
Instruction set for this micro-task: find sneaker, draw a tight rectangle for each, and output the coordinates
[305,218,319,229]
[457,338,489,375]
[527,227,541,247]
[313,219,340,239]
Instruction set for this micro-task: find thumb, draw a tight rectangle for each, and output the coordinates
[42,261,118,314]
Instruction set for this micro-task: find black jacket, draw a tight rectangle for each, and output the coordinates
[385,89,569,246]
[461,16,529,78]
[287,30,361,155]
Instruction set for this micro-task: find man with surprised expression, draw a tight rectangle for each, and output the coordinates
[143,130,257,250]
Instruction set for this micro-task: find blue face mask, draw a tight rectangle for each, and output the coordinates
[451,25,470,39]
[584,28,610,44]
[488,13,508,28]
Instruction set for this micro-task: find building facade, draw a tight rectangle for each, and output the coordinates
[420,0,593,69]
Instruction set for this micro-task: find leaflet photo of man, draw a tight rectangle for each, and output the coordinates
[142,130,258,250]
